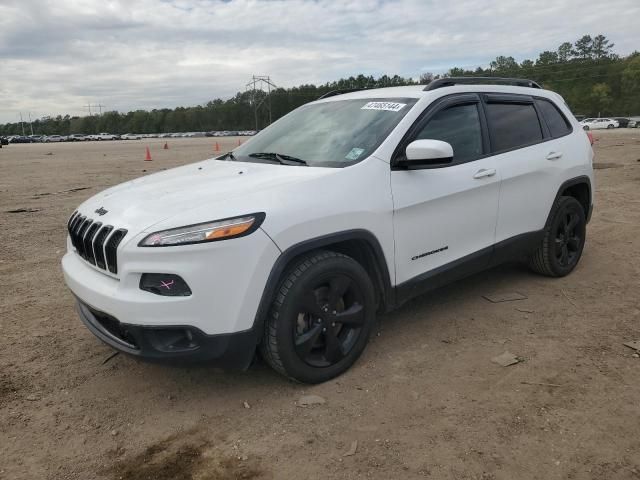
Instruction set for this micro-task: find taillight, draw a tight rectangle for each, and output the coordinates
[586,131,594,145]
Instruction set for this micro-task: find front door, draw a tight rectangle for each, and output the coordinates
[391,94,500,286]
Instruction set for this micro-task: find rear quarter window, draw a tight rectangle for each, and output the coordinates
[485,102,543,152]
[536,98,572,137]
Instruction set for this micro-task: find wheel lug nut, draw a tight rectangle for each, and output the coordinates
[322,328,326,332]
[331,322,335,327]
[332,310,337,315]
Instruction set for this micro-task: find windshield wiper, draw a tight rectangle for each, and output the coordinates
[220,151,239,161]
[248,152,308,166]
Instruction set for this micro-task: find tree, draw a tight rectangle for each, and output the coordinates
[520,59,534,69]
[573,35,593,60]
[557,42,573,62]
[537,50,559,66]
[589,83,612,115]
[592,34,614,60]
[419,72,434,85]
[490,56,519,73]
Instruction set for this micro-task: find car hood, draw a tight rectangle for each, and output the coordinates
[76,159,337,232]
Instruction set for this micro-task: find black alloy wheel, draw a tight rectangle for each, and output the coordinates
[293,273,365,367]
[529,195,586,277]
[260,250,376,383]
[554,209,582,268]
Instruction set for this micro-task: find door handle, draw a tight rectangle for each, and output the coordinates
[473,168,496,179]
[546,151,563,160]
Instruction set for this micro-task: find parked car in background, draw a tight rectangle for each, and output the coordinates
[626,117,639,128]
[91,133,119,141]
[10,135,35,143]
[1,136,9,146]
[44,135,66,142]
[29,135,44,142]
[580,118,618,130]
[121,133,142,140]
[613,118,630,128]
[68,134,87,142]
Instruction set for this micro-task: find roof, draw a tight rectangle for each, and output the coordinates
[315,84,556,103]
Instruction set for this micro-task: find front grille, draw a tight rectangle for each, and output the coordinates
[67,211,127,274]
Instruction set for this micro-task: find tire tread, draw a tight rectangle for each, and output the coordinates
[259,250,350,381]
[529,195,582,277]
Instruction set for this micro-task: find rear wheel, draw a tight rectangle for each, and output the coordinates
[260,250,376,383]
[529,196,586,277]
[607,124,615,129]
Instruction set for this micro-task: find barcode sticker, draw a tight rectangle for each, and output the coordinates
[361,102,407,112]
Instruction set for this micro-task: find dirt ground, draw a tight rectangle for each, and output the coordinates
[1,131,639,480]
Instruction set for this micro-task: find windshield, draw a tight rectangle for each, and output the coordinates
[231,97,417,167]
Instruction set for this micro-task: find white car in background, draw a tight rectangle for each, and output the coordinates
[121,133,141,140]
[44,135,65,142]
[89,133,119,140]
[580,118,618,130]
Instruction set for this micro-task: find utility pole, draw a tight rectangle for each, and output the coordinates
[19,112,25,136]
[95,104,105,115]
[84,103,93,116]
[245,75,277,131]
[28,112,34,135]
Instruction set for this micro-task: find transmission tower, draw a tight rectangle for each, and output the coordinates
[245,75,277,131]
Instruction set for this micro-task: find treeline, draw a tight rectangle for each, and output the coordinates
[2,34,639,136]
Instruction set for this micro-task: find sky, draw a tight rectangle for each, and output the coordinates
[1,0,639,124]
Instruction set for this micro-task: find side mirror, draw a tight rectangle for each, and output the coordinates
[396,139,453,169]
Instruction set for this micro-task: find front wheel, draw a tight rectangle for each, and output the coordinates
[607,124,615,129]
[260,250,376,383]
[529,196,586,277]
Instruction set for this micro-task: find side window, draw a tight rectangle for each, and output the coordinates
[485,102,543,152]
[536,99,571,137]
[414,103,483,163]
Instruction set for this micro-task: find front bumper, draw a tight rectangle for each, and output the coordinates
[77,300,257,368]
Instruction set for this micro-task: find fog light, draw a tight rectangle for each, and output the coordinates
[140,273,192,296]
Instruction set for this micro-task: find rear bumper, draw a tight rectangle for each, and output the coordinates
[77,300,257,368]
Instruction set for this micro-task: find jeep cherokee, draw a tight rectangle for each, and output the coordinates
[62,77,594,383]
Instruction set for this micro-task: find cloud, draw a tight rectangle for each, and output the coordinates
[0,0,638,123]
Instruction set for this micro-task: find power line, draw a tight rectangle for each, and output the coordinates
[246,75,277,130]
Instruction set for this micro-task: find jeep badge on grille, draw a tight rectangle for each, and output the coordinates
[95,207,108,216]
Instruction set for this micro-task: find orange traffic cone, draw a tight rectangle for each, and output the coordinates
[145,146,152,161]
[163,142,168,150]
[237,138,242,146]
[214,142,220,152]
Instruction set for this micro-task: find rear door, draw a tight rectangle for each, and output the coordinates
[391,93,500,286]
[485,94,571,243]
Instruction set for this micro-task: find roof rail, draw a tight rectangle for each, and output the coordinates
[317,88,368,100]
[424,77,541,91]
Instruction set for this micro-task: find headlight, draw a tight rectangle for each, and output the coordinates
[138,213,265,247]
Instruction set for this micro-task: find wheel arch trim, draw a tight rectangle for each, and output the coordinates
[546,176,592,227]
[251,229,394,338]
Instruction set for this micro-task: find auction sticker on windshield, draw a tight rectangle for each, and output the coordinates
[361,102,407,112]
[345,147,365,160]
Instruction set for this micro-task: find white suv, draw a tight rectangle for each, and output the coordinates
[62,78,594,383]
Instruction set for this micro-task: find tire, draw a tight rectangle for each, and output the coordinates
[607,124,615,129]
[583,125,589,130]
[260,250,376,383]
[529,196,586,277]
